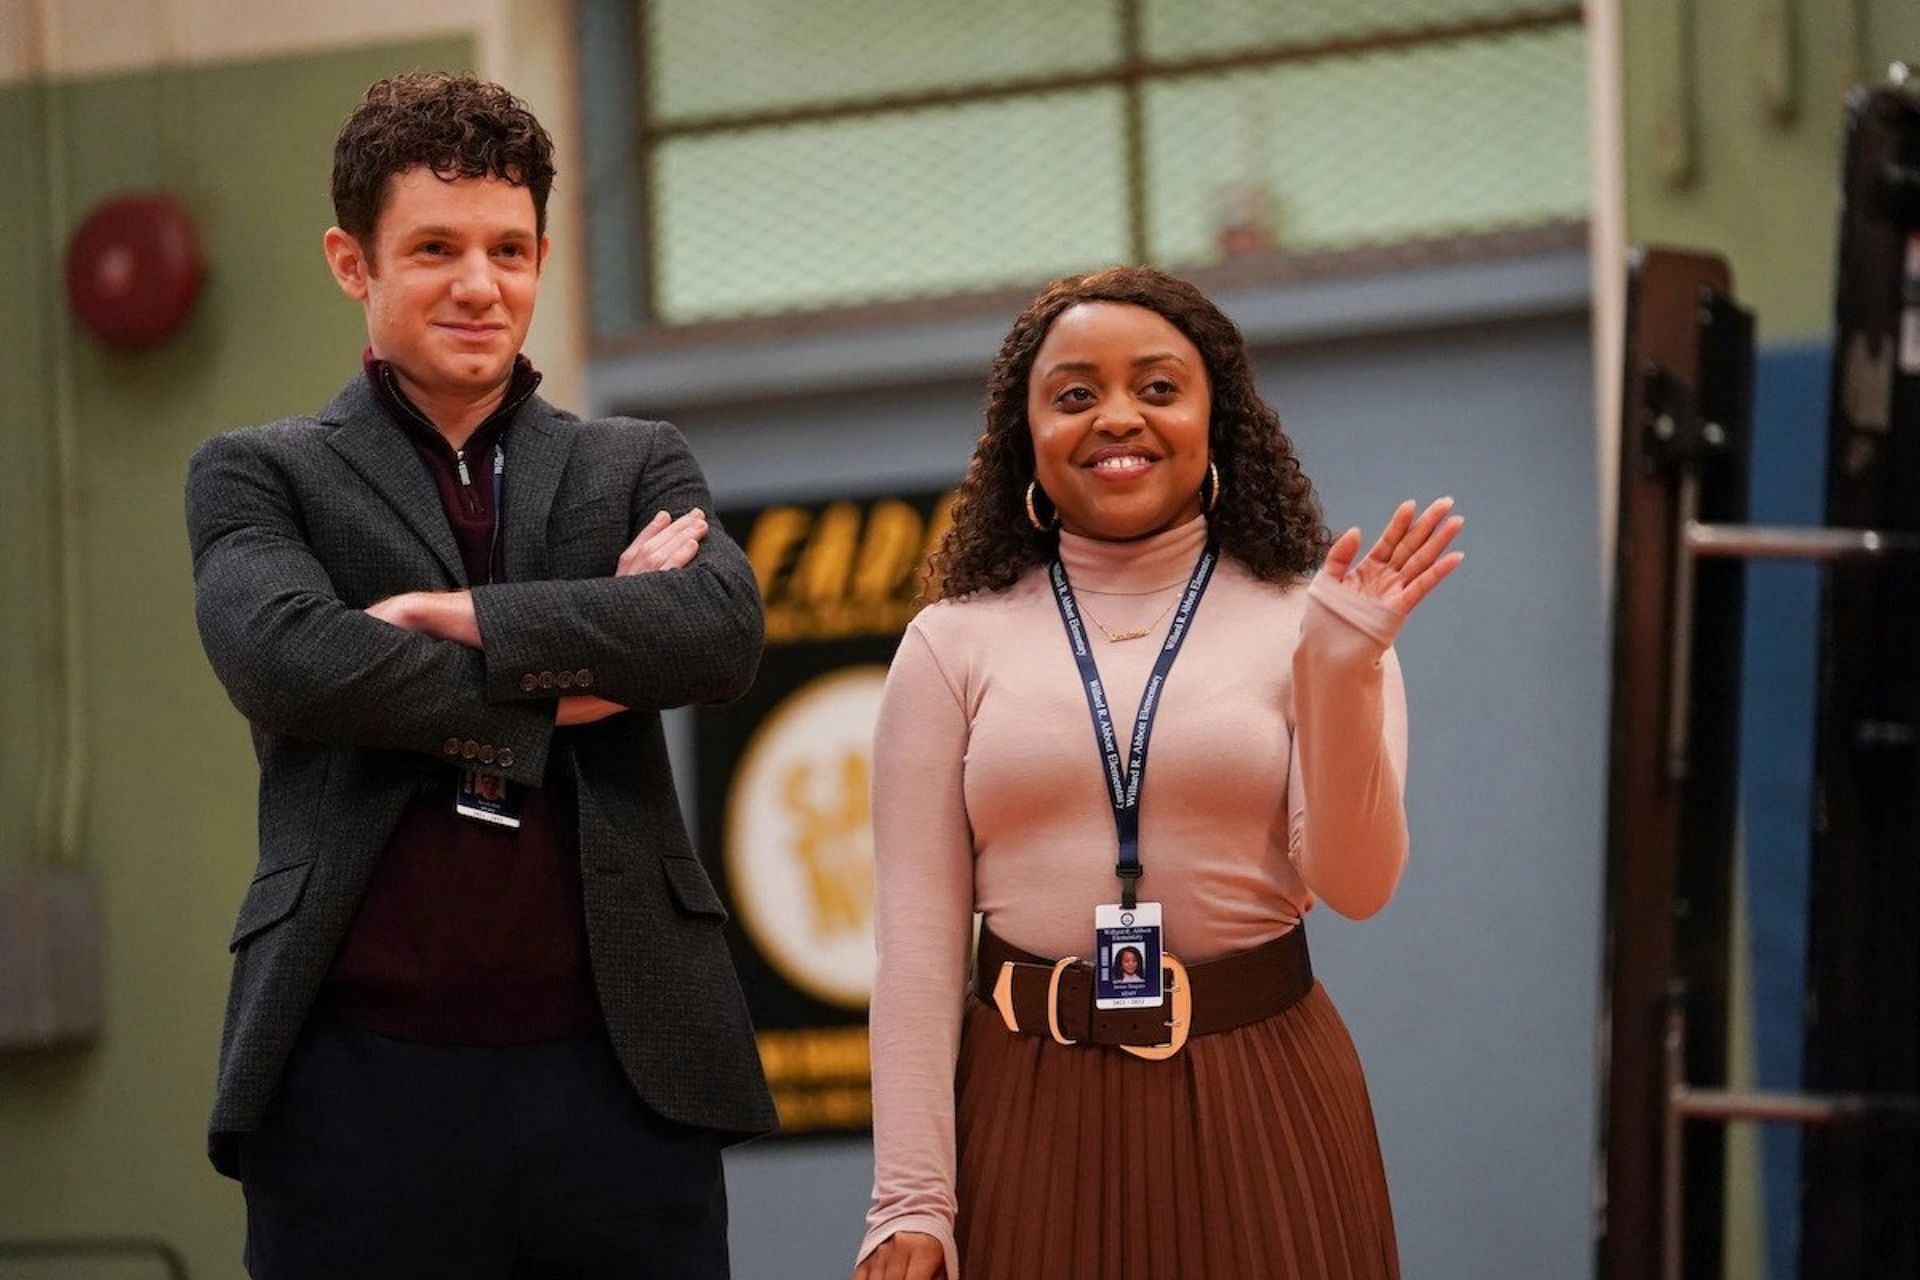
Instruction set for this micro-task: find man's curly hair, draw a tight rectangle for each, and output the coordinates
[930,266,1330,600]
[331,72,556,250]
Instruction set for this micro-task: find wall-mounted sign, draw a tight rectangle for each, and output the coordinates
[696,490,954,1136]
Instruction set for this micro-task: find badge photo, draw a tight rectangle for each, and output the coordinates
[455,767,523,829]
[1094,901,1164,1009]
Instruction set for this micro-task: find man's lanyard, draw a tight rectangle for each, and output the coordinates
[487,445,504,585]
[457,445,519,829]
[1048,543,1218,909]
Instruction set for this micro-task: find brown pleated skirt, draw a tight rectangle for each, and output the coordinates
[954,981,1400,1280]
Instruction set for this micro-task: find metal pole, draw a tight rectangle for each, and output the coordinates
[1664,518,1919,779]
[1664,474,1703,780]
[1675,1088,1920,1126]
[1685,522,1920,561]
[1663,997,1686,1280]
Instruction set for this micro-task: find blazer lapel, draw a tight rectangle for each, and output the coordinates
[319,377,468,588]
[500,401,578,584]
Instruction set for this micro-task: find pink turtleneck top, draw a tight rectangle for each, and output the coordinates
[858,515,1410,1277]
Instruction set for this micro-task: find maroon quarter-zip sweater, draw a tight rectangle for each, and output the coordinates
[322,354,601,1042]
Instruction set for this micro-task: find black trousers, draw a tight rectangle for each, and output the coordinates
[238,1011,729,1279]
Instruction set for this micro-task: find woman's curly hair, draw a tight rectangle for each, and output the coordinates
[331,72,556,248]
[930,266,1329,600]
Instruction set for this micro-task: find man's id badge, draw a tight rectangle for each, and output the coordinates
[1094,901,1164,1009]
[455,768,522,829]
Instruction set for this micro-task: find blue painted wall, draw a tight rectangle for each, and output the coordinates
[1739,341,1831,1279]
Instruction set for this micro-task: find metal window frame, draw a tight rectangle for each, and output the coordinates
[583,0,1584,338]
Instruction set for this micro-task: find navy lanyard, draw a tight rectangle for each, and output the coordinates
[487,445,504,585]
[1049,543,1218,909]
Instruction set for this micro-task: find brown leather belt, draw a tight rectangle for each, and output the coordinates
[973,923,1313,1060]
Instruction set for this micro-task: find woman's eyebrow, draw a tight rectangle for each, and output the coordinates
[1043,353,1187,377]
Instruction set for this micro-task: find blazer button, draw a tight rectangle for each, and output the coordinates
[480,745,496,764]
[538,671,555,690]
[462,739,479,760]
[442,737,462,757]
[575,669,592,688]
[557,670,575,689]
[520,674,539,693]
[497,748,515,769]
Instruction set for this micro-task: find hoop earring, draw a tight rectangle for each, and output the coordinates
[1025,481,1058,532]
[1200,461,1221,513]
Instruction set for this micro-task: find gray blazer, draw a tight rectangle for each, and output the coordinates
[185,375,777,1176]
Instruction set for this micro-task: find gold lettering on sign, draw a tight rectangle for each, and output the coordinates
[791,501,860,607]
[780,750,874,938]
[923,491,957,568]
[746,492,957,643]
[743,505,811,599]
[757,1027,875,1133]
[757,1026,872,1082]
[851,499,923,602]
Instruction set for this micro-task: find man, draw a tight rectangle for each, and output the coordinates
[185,73,775,1278]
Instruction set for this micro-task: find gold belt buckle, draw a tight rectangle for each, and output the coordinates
[994,953,1191,1058]
[1120,953,1191,1061]
[992,956,1083,1045]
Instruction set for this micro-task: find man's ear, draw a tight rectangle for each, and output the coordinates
[322,227,373,302]
[536,233,551,275]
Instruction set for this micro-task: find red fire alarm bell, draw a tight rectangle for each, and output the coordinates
[65,192,206,348]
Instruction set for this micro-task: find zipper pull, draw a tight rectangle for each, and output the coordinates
[456,450,471,486]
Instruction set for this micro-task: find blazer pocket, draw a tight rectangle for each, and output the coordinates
[228,861,314,951]
[660,854,729,924]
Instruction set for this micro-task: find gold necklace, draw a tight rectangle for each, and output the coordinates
[1080,592,1180,643]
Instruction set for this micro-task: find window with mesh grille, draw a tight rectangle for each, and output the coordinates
[589,0,1589,330]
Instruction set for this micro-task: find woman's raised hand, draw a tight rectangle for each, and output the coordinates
[1319,497,1464,616]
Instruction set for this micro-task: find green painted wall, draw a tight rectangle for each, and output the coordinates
[0,36,473,1278]
[0,80,56,869]
[1622,0,1920,342]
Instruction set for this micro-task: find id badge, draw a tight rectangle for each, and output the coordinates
[1094,901,1164,1010]
[455,768,522,829]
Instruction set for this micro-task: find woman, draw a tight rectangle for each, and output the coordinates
[855,267,1461,1280]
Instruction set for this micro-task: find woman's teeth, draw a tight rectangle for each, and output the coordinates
[1093,455,1151,472]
